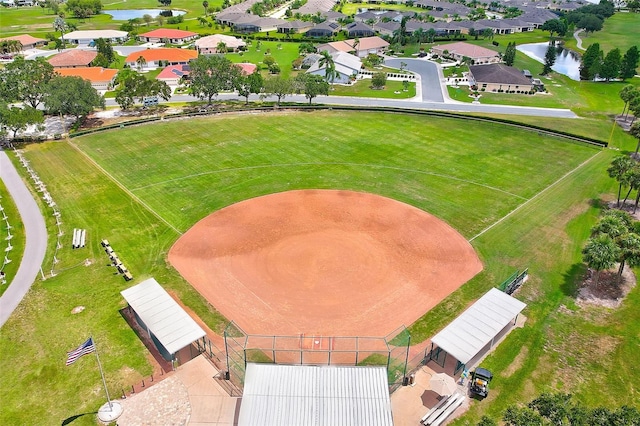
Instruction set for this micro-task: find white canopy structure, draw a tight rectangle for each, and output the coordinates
[430,288,526,370]
[238,363,393,426]
[121,278,206,358]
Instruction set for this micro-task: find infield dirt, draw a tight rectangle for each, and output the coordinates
[168,190,483,337]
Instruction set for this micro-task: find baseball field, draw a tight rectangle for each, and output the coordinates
[2,110,639,425]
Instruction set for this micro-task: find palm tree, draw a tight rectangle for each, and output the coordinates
[318,50,337,85]
[582,234,620,288]
[0,39,22,55]
[136,55,147,71]
[216,41,227,53]
[607,155,635,207]
[631,121,640,156]
[53,16,67,49]
[203,0,209,15]
[617,233,640,277]
[619,85,638,120]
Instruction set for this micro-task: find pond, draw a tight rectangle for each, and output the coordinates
[516,42,582,81]
[102,9,186,21]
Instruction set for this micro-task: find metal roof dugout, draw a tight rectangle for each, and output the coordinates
[121,278,206,358]
[429,288,526,373]
[238,363,393,426]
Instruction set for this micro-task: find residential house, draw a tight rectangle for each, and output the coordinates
[195,34,246,54]
[138,29,199,45]
[156,64,191,86]
[321,11,347,23]
[48,50,97,68]
[63,30,128,45]
[431,41,500,64]
[297,0,337,15]
[305,22,341,38]
[468,63,534,93]
[0,34,47,51]
[277,20,315,34]
[346,22,375,38]
[307,51,362,84]
[125,48,198,70]
[55,67,118,92]
[317,36,389,58]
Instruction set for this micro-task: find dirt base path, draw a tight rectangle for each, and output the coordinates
[169,190,482,337]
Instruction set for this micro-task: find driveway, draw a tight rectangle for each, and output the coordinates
[385,58,445,103]
[0,151,48,328]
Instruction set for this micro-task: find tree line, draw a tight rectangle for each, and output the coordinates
[580,44,639,81]
[0,57,105,139]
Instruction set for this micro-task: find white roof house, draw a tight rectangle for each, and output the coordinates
[307,51,362,84]
[195,34,246,54]
[238,363,393,426]
[121,278,206,358]
[63,30,128,44]
[430,288,526,370]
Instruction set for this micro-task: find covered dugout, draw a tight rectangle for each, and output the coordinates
[428,288,526,374]
[121,278,206,365]
[238,363,393,426]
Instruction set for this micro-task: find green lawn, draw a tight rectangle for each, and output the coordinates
[0,180,26,298]
[331,79,416,98]
[563,12,640,53]
[226,40,302,79]
[0,110,615,425]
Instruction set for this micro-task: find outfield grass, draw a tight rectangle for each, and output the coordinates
[0,110,613,425]
[0,180,26,298]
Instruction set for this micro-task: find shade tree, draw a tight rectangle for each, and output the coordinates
[189,55,241,104]
[607,155,635,206]
[582,233,620,287]
[620,46,639,80]
[44,75,105,126]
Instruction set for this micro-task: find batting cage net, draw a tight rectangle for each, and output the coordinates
[223,322,412,392]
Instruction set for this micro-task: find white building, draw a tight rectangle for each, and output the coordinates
[63,30,128,45]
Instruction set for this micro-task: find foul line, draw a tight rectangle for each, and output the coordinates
[469,150,603,242]
[65,140,183,235]
[130,162,526,200]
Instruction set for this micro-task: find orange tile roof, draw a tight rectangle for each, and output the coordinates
[139,29,198,39]
[0,34,47,46]
[125,48,198,63]
[56,67,118,82]
[48,50,97,67]
[236,62,257,75]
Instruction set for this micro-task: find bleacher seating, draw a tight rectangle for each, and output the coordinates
[101,239,133,281]
[420,392,465,426]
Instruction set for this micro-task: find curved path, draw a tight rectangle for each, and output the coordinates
[574,29,587,51]
[0,151,47,328]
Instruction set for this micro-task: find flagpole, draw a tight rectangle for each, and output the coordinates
[92,336,113,410]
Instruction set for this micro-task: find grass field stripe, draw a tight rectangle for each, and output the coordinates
[65,140,183,236]
[469,150,603,242]
[129,162,526,200]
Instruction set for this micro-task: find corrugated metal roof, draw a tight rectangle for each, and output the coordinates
[121,278,206,355]
[238,363,393,426]
[431,288,526,364]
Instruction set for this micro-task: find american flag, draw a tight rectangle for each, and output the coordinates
[66,337,95,366]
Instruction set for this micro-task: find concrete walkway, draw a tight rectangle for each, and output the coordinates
[574,29,586,51]
[0,151,47,327]
[117,355,240,425]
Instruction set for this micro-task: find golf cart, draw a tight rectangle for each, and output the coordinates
[469,367,493,398]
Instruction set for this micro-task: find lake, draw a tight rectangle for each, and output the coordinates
[102,9,186,20]
[516,42,582,81]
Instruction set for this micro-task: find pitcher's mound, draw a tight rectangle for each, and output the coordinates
[168,190,482,336]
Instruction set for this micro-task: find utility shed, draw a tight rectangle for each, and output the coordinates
[121,278,206,361]
[238,363,393,426]
[430,287,526,373]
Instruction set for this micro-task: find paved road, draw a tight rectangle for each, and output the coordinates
[385,58,445,102]
[0,151,47,328]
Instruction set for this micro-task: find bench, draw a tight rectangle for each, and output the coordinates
[421,392,465,426]
[123,271,133,281]
[101,239,110,247]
